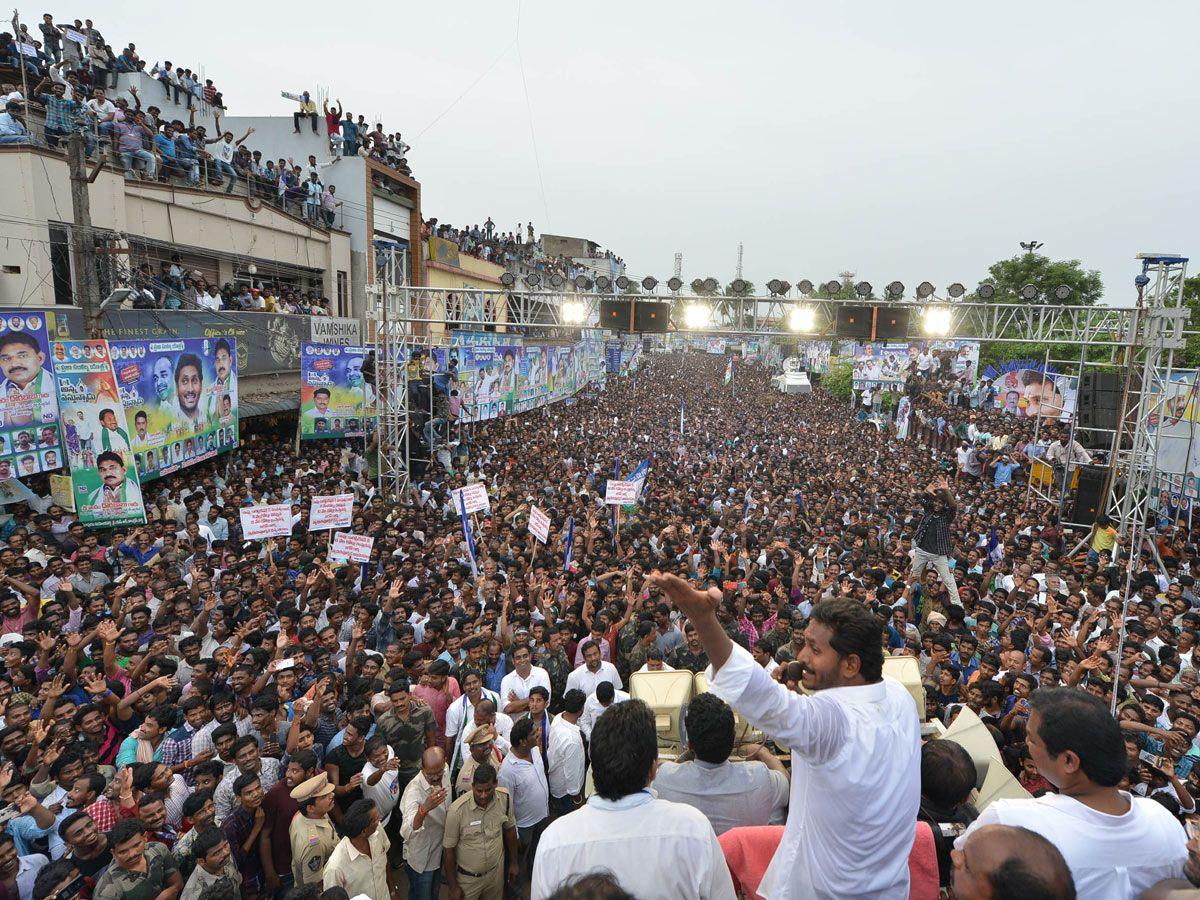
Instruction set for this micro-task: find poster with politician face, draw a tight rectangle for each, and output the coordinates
[52,340,146,528]
[110,337,239,481]
[300,343,373,440]
[0,314,63,476]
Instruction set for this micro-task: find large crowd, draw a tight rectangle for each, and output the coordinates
[0,348,1190,900]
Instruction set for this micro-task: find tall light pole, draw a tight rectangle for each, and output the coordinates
[1020,240,1044,256]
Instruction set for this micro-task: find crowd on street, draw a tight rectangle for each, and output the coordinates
[0,350,1191,900]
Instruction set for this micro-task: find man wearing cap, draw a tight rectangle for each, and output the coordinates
[456,726,505,799]
[443,763,518,900]
[288,772,338,888]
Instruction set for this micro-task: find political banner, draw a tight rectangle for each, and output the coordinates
[49,473,74,511]
[308,493,354,531]
[109,337,239,482]
[52,340,146,528]
[605,479,638,506]
[981,360,1078,421]
[240,503,294,540]
[330,531,374,563]
[300,343,373,439]
[0,312,63,478]
[452,482,490,515]
[529,505,550,544]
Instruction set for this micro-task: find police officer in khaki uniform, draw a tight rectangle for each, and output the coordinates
[288,772,339,887]
[443,762,519,900]
[455,724,504,798]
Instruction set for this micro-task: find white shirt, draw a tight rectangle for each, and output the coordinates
[579,689,630,740]
[565,661,623,697]
[361,746,401,825]
[498,748,549,828]
[708,643,920,900]
[956,792,1187,900]
[546,715,585,799]
[652,758,789,835]
[445,689,501,748]
[500,666,552,715]
[398,769,451,874]
[532,790,735,900]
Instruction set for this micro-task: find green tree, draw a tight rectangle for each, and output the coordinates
[823,360,853,402]
[974,252,1103,306]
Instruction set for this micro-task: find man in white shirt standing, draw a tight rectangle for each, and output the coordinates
[956,688,1187,900]
[532,699,734,900]
[546,689,586,818]
[653,574,920,900]
[652,692,789,835]
[579,681,629,742]
[500,645,552,721]
[497,717,549,886]
[398,747,450,900]
[565,640,622,698]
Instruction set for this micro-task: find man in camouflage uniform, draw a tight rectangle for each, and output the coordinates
[375,679,436,795]
[669,622,711,673]
[536,627,571,714]
[93,819,184,900]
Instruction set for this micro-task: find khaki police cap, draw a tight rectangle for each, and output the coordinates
[289,772,335,802]
[467,725,496,746]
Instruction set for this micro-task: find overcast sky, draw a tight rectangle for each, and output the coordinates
[80,0,1199,301]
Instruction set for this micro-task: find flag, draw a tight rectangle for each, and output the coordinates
[986,526,1003,565]
[458,491,478,578]
[624,458,650,512]
[724,356,733,386]
[680,398,685,435]
[562,516,575,572]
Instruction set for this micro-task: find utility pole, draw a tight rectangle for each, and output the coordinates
[67,133,102,338]
[735,242,744,280]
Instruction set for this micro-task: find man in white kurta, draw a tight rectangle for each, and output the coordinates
[653,574,921,900]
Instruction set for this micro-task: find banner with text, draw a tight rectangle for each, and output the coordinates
[109,338,239,482]
[300,343,373,439]
[331,531,374,563]
[240,503,294,540]
[308,493,355,531]
[529,505,550,544]
[53,340,146,528]
[0,312,63,478]
[452,482,490,515]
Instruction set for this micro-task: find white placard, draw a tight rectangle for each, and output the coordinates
[452,482,490,515]
[330,532,374,563]
[308,493,354,531]
[61,27,86,44]
[529,505,550,544]
[240,504,293,540]
[605,480,638,506]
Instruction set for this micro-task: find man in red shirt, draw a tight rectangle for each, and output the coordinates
[260,749,319,898]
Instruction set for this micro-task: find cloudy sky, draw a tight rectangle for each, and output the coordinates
[80,0,1198,301]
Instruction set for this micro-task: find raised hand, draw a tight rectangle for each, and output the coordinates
[649,572,722,622]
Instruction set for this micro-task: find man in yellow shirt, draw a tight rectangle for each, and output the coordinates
[294,91,319,133]
[1087,513,1118,565]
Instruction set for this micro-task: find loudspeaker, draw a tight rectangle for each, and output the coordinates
[600,298,632,330]
[634,301,670,333]
[1078,372,1124,431]
[1069,465,1108,525]
[835,305,873,339]
[875,307,910,340]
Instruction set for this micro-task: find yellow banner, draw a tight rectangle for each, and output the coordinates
[428,236,461,268]
[50,473,75,511]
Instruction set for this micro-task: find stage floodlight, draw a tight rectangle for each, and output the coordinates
[596,275,612,291]
[776,280,791,295]
[549,273,565,289]
[573,275,593,291]
[690,278,705,294]
[788,305,816,333]
[667,276,683,292]
[642,276,658,292]
[684,304,710,329]
[1054,284,1072,301]
[561,299,586,324]
[855,281,872,297]
[824,280,842,295]
[922,306,952,336]
[977,283,995,300]
[616,275,631,291]
[887,281,905,299]
[767,279,782,295]
[731,278,748,296]
[916,281,935,299]
[947,282,965,299]
[703,277,719,293]
[525,272,541,287]
[500,272,516,287]
[797,279,814,295]
[1020,284,1039,300]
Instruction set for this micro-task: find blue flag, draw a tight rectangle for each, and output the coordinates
[986,526,1003,565]
[458,491,478,578]
[562,516,575,572]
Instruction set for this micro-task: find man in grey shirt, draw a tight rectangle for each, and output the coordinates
[69,557,110,598]
[652,692,789,835]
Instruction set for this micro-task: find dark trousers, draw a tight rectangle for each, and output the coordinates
[294,111,318,132]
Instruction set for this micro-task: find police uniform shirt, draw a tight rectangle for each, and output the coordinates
[289,813,338,885]
[443,786,515,877]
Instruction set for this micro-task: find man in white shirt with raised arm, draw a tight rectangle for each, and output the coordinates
[652,573,920,900]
